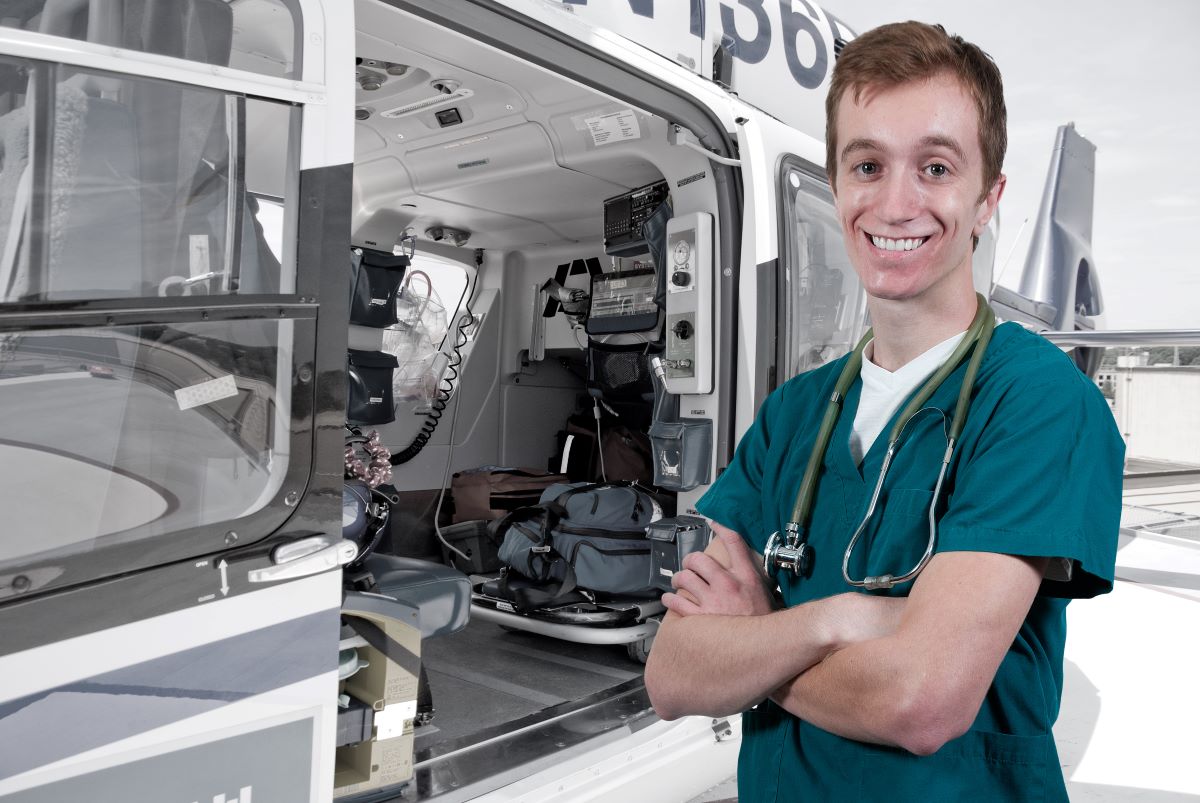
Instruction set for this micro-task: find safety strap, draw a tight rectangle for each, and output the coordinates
[500,563,582,613]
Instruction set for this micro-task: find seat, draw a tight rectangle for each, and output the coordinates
[365,553,471,640]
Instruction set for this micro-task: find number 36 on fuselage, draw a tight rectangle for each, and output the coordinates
[533,0,854,137]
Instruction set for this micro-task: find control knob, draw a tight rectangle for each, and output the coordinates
[672,319,693,340]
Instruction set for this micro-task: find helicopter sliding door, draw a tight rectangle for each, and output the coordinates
[0,2,354,801]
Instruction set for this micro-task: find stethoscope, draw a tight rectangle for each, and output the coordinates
[763,294,996,590]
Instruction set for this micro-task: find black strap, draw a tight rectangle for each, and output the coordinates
[511,564,580,612]
[544,482,604,518]
[488,502,562,547]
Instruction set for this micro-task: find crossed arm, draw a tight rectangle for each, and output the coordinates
[642,523,1047,755]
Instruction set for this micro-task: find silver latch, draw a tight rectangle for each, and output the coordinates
[711,718,733,742]
[247,536,358,584]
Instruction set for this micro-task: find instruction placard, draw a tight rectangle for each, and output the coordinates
[585,110,641,147]
[176,375,238,410]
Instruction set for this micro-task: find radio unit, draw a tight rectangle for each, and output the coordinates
[603,179,670,257]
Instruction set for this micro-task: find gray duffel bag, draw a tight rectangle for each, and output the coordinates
[491,482,663,610]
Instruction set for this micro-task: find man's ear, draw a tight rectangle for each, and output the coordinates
[974,173,1006,237]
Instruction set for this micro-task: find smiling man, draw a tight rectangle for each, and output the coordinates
[643,21,1125,802]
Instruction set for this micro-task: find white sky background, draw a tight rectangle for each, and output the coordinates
[829,0,1200,330]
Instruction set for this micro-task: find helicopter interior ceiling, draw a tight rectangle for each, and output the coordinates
[351,2,671,253]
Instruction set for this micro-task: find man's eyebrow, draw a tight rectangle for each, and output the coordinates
[839,138,882,162]
[920,135,966,161]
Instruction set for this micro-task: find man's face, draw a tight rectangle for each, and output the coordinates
[831,72,1004,303]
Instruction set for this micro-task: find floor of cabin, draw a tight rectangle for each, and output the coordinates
[414,619,646,751]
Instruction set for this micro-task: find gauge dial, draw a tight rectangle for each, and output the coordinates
[672,239,692,266]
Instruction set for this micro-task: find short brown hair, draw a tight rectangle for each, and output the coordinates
[825,21,1007,198]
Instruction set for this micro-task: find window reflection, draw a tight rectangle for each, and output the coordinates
[0,318,297,569]
[781,163,867,378]
[0,0,300,80]
[0,59,294,303]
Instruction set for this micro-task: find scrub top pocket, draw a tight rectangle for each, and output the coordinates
[849,487,933,595]
[855,729,1060,802]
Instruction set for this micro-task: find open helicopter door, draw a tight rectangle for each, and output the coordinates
[735,110,868,439]
[0,2,355,801]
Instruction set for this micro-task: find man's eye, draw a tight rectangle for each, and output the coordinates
[855,162,878,176]
[925,163,948,178]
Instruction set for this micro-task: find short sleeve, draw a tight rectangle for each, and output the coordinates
[694,386,786,544]
[936,372,1125,598]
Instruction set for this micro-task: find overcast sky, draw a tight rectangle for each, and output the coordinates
[830,0,1199,330]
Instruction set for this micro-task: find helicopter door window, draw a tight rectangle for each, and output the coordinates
[778,157,868,379]
[0,316,311,581]
[0,57,306,595]
[0,58,298,303]
[0,0,301,80]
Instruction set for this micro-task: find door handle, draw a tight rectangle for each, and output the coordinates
[247,535,358,583]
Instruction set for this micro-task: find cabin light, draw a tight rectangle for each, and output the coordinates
[425,226,471,247]
[355,107,371,121]
[358,70,384,91]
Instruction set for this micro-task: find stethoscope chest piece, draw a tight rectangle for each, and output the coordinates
[764,527,813,579]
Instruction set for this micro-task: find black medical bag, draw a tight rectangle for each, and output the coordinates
[492,482,662,610]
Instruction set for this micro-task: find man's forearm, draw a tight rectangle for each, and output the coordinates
[645,600,839,720]
[770,554,1048,755]
[770,636,917,747]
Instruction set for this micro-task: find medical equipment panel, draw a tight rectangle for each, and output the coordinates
[587,267,659,334]
[662,212,713,394]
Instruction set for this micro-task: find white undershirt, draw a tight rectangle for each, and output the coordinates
[849,330,968,465]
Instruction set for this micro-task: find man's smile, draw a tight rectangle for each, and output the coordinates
[865,232,930,253]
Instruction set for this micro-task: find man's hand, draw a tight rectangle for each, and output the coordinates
[662,526,776,617]
[645,523,908,720]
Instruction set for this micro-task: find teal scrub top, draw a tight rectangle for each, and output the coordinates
[695,323,1125,803]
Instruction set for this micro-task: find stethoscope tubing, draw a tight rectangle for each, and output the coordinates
[769,293,996,590]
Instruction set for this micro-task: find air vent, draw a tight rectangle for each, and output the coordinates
[380,87,474,119]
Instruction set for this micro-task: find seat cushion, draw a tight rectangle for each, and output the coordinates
[365,554,470,639]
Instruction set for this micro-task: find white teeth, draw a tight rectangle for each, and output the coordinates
[871,235,927,252]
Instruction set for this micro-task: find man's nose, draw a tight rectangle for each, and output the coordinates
[874,171,923,224]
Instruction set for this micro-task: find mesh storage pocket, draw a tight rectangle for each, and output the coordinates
[587,340,655,403]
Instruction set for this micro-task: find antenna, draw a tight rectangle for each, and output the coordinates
[991,217,1028,295]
